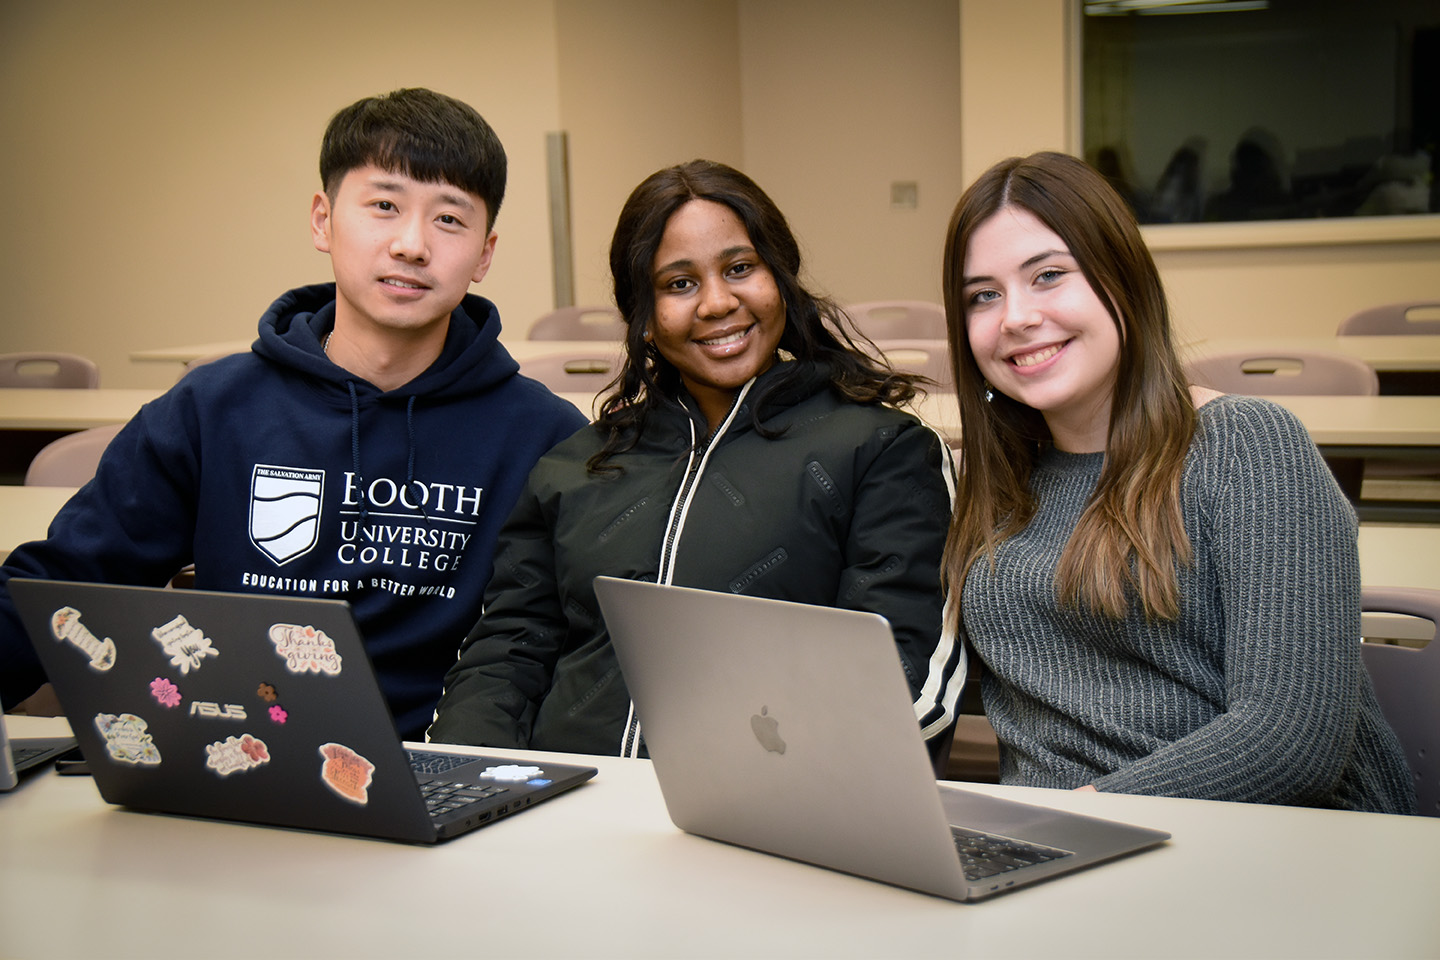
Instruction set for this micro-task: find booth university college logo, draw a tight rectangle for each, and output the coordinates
[249,465,325,565]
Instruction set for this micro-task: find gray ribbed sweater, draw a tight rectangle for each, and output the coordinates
[962,395,1414,813]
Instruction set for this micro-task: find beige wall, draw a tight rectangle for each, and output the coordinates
[738,0,965,306]
[0,0,563,390]
[556,0,744,312]
[5,1,1437,390]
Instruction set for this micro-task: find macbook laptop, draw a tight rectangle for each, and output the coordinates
[0,714,77,791]
[593,576,1169,901]
[9,579,595,842]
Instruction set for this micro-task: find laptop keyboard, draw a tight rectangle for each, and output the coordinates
[952,827,1072,881]
[12,745,51,765]
[407,750,477,775]
[407,750,509,821]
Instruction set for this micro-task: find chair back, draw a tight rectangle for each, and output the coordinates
[0,352,100,389]
[1185,350,1378,396]
[872,339,953,391]
[1338,301,1440,336]
[24,423,125,486]
[528,305,627,341]
[1360,587,1440,816]
[845,301,947,340]
[519,353,619,397]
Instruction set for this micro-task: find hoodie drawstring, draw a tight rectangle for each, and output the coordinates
[345,380,368,525]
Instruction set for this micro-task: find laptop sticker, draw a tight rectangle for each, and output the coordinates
[268,624,343,676]
[479,764,545,783]
[256,682,278,702]
[205,734,270,777]
[318,743,374,805]
[150,677,182,708]
[94,713,162,765]
[150,615,220,675]
[268,705,288,724]
[49,606,117,672]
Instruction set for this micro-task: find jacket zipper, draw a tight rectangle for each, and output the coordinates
[621,381,757,757]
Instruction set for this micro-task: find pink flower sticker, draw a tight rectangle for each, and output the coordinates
[268,704,288,724]
[150,677,181,708]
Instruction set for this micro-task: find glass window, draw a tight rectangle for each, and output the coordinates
[1082,0,1439,224]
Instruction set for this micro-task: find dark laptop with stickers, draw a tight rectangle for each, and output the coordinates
[593,577,1169,902]
[9,580,595,843]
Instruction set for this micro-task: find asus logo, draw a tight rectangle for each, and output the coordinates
[190,702,247,720]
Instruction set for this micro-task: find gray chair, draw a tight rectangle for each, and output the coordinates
[1359,586,1440,817]
[1338,301,1440,336]
[845,300,947,340]
[24,423,124,486]
[528,305,627,341]
[0,352,100,389]
[519,353,618,397]
[1185,350,1378,396]
[872,339,954,391]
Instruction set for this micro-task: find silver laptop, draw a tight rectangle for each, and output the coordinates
[593,576,1169,901]
[9,579,595,842]
[0,714,76,791]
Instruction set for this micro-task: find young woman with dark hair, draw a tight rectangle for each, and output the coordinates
[430,160,965,758]
[942,151,1411,812]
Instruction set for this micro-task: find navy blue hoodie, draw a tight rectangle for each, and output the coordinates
[0,283,588,738]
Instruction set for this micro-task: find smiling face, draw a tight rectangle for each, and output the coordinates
[960,206,1122,453]
[311,164,497,343]
[648,199,785,430]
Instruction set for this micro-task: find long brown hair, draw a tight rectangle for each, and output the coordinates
[588,159,920,473]
[941,152,1195,621]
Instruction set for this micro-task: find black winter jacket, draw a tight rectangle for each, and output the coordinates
[428,360,965,756]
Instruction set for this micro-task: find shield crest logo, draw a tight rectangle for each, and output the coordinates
[249,465,324,566]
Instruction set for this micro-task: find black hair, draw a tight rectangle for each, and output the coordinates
[319,88,507,231]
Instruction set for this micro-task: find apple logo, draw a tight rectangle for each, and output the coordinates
[750,706,786,755]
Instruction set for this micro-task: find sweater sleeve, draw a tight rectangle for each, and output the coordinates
[1093,399,1364,802]
[0,399,201,709]
[426,474,567,747]
[841,418,966,741]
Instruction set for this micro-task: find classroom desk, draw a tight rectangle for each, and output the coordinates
[0,487,77,562]
[909,392,1440,449]
[1184,336,1440,394]
[0,388,163,431]
[0,715,1433,960]
[131,338,623,367]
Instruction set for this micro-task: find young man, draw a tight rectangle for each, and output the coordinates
[0,89,588,739]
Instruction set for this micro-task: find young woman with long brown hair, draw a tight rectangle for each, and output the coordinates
[942,151,1411,812]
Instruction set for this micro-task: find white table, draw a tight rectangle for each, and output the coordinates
[0,715,1434,960]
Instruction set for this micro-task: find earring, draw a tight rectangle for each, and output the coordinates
[983,381,994,403]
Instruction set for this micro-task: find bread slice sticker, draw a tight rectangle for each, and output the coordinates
[318,743,374,805]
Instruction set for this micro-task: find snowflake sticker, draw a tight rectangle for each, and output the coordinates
[478,765,545,783]
[150,677,181,708]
